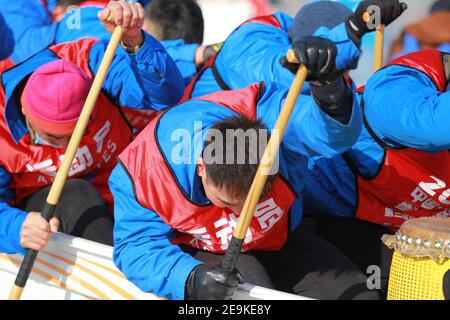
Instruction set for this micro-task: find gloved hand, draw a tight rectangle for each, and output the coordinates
[281,36,340,86]
[281,37,353,125]
[185,263,245,300]
[346,0,407,45]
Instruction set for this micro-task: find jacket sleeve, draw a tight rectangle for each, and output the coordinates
[88,32,184,112]
[363,65,450,152]
[214,15,361,93]
[109,164,201,300]
[162,39,199,86]
[313,23,361,71]
[257,82,362,159]
[0,0,57,63]
[0,12,14,60]
[214,13,304,92]
[0,165,27,255]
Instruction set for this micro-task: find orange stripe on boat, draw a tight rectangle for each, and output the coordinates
[43,252,137,300]
[0,255,94,300]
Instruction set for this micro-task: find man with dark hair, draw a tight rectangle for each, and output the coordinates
[183,0,406,99]
[142,0,209,85]
[109,36,380,300]
[143,0,203,44]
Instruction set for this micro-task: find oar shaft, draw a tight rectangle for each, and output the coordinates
[234,65,307,240]
[47,26,123,205]
[222,60,307,273]
[8,25,123,301]
[373,25,385,72]
[363,11,385,73]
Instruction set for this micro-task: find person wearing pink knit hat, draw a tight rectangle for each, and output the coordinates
[21,59,92,148]
[0,0,184,255]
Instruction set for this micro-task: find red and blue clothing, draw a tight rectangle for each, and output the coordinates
[109,80,362,300]
[302,50,450,228]
[54,4,200,86]
[185,12,361,99]
[0,0,58,63]
[0,0,150,63]
[0,35,184,255]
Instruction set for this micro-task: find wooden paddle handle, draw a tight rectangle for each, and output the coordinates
[222,57,308,273]
[363,12,385,73]
[8,18,123,301]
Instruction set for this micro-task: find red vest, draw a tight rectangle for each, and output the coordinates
[354,50,450,227]
[0,38,133,208]
[120,83,296,253]
[182,15,282,102]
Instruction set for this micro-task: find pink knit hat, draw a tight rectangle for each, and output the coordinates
[22,60,92,136]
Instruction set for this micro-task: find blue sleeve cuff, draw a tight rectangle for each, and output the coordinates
[168,254,202,300]
[11,210,27,255]
[0,207,27,255]
[306,94,362,157]
[132,32,165,60]
[314,23,361,71]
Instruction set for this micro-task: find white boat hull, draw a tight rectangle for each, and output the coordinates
[0,233,309,300]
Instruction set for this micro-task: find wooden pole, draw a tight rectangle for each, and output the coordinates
[221,50,307,272]
[8,18,123,301]
[363,12,385,73]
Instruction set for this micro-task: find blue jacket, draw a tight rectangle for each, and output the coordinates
[302,64,450,218]
[55,6,200,85]
[0,0,151,63]
[0,33,184,255]
[189,12,361,98]
[109,81,362,300]
[0,12,14,60]
[0,0,58,63]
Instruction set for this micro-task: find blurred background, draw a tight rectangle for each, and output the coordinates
[198,0,438,86]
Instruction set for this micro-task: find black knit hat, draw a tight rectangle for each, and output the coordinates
[288,0,353,42]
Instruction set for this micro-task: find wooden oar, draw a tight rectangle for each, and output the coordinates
[221,50,307,274]
[363,12,385,73]
[8,16,123,300]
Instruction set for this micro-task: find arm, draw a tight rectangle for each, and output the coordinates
[0,166,27,254]
[0,0,57,63]
[264,37,362,158]
[89,33,184,111]
[214,16,303,92]
[161,39,199,86]
[0,165,59,254]
[364,65,450,152]
[0,13,14,60]
[110,164,201,300]
[259,82,361,158]
[89,2,184,111]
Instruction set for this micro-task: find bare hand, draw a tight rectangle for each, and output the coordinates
[20,212,60,251]
[98,0,145,48]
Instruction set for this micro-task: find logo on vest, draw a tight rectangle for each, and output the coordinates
[25,121,117,182]
[384,176,450,222]
[184,198,284,252]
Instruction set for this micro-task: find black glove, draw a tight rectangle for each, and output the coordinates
[444,270,450,300]
[185,263,245,300]
[346,0,407,45]
[281,36,340,85]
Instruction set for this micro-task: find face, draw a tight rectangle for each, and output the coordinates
[197,158,245,214]
[29,120,71,148]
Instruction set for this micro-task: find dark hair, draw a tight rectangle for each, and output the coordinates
[202,115,275,200]
[431,0,450,13]
[145,0,204,44]
[57,0,84,7]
